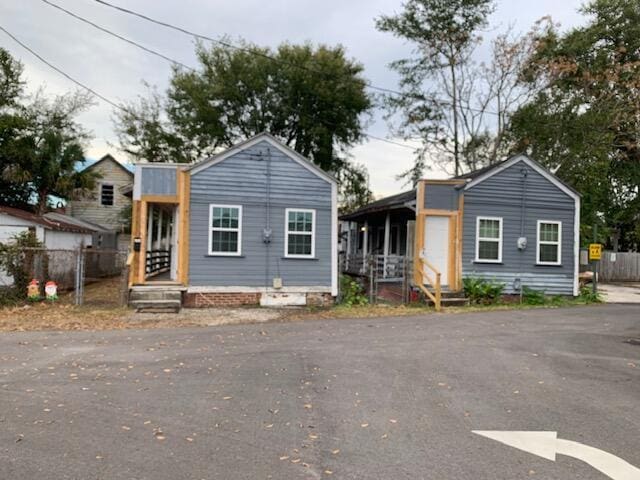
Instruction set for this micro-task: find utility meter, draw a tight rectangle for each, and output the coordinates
[517,237,527,250]
[262,228,272,244]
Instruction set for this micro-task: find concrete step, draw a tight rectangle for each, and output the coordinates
[421,286,470,307]
[129,299,181,313]
[441,297,470,307]
[129,289,182,301]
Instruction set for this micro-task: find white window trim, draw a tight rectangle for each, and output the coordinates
[284,208,316,258]
[208,204,242,256]
[475,216,503,263]
[536,220,562,265]
[100,182,115,207]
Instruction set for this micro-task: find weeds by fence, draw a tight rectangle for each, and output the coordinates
[0,247,129,307]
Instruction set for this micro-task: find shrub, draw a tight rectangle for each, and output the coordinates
[578,286,603,304]
[0,231,43,305]
[339,275,368,307]
[522,286,546,305]
[463,277,504,305]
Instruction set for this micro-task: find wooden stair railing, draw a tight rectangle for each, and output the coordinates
[414,256,442,311]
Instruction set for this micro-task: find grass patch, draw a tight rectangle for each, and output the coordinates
[0,283,604,333]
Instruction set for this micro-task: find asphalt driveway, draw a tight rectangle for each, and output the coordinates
[1,305,639,479]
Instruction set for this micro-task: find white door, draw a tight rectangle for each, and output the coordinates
[423,216,449,286]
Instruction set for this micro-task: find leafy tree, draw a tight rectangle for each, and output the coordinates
[2,91,98,214]
[0,48,98,214]
[114,41,373,209]
[0,48,24,108]
[0,48,31,209]
[508,0,640,250]
[376,0,495,181]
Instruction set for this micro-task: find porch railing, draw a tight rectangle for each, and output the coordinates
[414,256,442,311]
[342,254,407,281]
[146,249,171,276]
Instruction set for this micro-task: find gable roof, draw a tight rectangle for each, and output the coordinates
[340,189,416,220]
[454,158,509,180]
[81,154,134,177]
[0,206,96,234]
[43,212,109,233]
[461,154,580,199]
[188,132,337,185]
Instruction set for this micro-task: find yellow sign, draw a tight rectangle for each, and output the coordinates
[589,243,602,261]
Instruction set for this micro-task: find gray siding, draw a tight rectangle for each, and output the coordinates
[141,167,177,195]
[425,184,459,210]
[462,160,577,295]
[189,140,332,287]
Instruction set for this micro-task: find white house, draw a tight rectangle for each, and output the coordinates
[0,206,95,287]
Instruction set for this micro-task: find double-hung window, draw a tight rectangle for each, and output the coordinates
[285,209,315,258]
[209,205,242,256]
[100,184,114,206]
[537,220,561,265]
[475,216,502,263]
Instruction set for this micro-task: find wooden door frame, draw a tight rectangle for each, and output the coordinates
[415,180,464,291]
[128,169,191,286]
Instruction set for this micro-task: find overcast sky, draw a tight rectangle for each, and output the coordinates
[1,0,585,197]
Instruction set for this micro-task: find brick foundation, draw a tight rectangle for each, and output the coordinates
[184,292,261,308]
[183,291,334,308]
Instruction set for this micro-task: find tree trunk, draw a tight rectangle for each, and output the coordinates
[35,190,48,215]
[449,60,460,177]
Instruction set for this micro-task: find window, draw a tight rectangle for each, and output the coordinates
[475,217,502,262]
[100,184,114,206]
[537,221,562,265]
[208,205,242,256]
[285,209,315,258]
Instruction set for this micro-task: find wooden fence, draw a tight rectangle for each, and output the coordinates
[598,251,640,282]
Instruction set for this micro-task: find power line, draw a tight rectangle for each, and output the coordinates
[90,0,503,117]
[40,0,194,72]
[0,24,125,113]
[91,0,402,97]
[0,24,418,151]
[40,0,500,119]
[364,134,418,150]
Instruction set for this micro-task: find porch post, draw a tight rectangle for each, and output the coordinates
[362,220,368,274]
[164,212,172,251]
[146,204,154,252]
[345,221,352,270]
[383,212,391,278]
[156,208,163,251]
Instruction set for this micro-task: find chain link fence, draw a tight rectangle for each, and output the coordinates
[340,253,416,305]
[0,247,129,307]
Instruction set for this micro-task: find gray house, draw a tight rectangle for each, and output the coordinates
[128,133,338,309]
[342,154,580,306]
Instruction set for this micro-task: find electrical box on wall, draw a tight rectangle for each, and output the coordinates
[517,237,527,250]
[262,228,272,244]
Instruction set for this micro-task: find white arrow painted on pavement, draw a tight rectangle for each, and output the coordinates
[473,431,640,480]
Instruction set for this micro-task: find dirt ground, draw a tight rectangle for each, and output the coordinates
[0,302,443,332]
[0,276,605,332]
[599,282,640,303]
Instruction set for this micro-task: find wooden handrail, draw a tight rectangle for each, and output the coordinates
[414,256,442,311]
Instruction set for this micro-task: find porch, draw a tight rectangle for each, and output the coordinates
[129,163,190,288]
[144,203,176,282]
[340,190,416,281]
